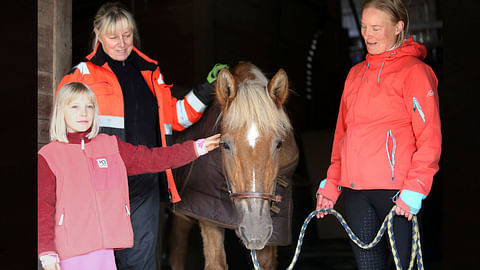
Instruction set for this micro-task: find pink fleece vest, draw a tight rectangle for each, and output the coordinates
[39,134,133,260]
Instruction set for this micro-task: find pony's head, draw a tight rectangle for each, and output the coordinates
[216,62,292,250]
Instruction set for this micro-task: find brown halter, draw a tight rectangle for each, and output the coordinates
[222,166,282,203]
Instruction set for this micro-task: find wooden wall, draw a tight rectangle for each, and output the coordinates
[38,0,72,149]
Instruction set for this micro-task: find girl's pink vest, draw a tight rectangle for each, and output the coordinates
[38,134,133,260]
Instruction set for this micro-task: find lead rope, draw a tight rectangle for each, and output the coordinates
[250,206,423,270]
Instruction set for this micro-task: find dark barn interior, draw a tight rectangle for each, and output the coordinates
[2,0,480,269]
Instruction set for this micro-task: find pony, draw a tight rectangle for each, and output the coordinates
[168,62,299,270]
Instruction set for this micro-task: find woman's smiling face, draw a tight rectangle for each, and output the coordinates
[361,7,403,55]
[97,20,134,61]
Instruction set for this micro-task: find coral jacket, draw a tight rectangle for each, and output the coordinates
[317,37,441,214]
[57,43,210,203]
[38,132,199,259]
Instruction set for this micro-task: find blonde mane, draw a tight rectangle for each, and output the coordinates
[222,66,292,137]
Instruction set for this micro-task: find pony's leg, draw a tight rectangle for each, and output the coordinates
[169,213,194,270]
[199,220,227,270]
[256,246,278,270]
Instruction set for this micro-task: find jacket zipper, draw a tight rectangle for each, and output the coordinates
[413,97,426,122]
[83,142,105,248]
[386,130,396,182]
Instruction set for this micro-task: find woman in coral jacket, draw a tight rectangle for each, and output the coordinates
[38,82,220,270]
[315,0,441,269]
[57,3,226,269]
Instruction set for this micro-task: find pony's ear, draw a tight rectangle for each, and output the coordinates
[267,68,289,107]
[216,68,236,108]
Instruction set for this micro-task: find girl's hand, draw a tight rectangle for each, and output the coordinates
[316,193,334,219]
[395,204,413,221]
[204,134,221,151]
[40,254,61,270]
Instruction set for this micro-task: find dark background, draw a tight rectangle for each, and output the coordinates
[2,0,480,269]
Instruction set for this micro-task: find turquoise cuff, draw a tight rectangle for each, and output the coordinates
[400,190,426,214]
[319,179,326,189]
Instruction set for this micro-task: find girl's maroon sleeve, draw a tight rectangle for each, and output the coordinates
[116,137,199,176]
[38,154,57,256]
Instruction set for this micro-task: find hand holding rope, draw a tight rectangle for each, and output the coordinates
[250,206,423,270]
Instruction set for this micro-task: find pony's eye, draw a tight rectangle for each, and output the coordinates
[222,142,231,151]
[276,140,283,150]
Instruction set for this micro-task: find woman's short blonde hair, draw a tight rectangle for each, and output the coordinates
[50,82,100,143]
[92,2,139,49]
[362,0,409,47]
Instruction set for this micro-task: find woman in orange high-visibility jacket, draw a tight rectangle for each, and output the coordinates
[315,0,441,269]
[57,3,226,269]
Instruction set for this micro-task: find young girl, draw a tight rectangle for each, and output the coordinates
[38,82,220,270]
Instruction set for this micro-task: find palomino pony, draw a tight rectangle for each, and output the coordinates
[169,62,299,270]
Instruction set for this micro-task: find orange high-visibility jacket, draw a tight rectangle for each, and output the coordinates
[58,44,210,203]
[317,37,441,214]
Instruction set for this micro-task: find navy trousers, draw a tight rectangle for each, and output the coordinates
[115,173,161,270]
[343,189,413,270]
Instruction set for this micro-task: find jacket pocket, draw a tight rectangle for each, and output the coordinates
[412,97,426,122]
[56,208,68,247]
[385,130,396,182]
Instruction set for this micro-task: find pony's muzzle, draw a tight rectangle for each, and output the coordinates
[238,224,273,250]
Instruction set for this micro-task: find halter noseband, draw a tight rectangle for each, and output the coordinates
[223,167,282,203]
[229,192,282,202]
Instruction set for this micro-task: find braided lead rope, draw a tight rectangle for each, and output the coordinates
[250,206,423,270]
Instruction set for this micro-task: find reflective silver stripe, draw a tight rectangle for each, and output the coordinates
[185,90,207,113]
[74,62,90,75]
[157,73,164,85]
[176,100,193,128]
[164,124,172,135]
[98,115,124,129]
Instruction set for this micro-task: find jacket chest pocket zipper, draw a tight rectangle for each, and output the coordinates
[413,97,426,122]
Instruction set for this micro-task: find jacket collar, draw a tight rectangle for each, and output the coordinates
[87,42,157,72]
[67,130,92,144]
[365,36,426,64]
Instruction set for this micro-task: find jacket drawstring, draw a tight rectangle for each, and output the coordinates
[376,52,396,84]
[81,139,85,150]
[377,61,385,84]
[361,62,370,83]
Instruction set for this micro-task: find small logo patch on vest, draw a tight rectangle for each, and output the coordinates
[97,158,108,168]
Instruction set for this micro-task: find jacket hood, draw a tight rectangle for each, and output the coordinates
[366,36,426,63]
